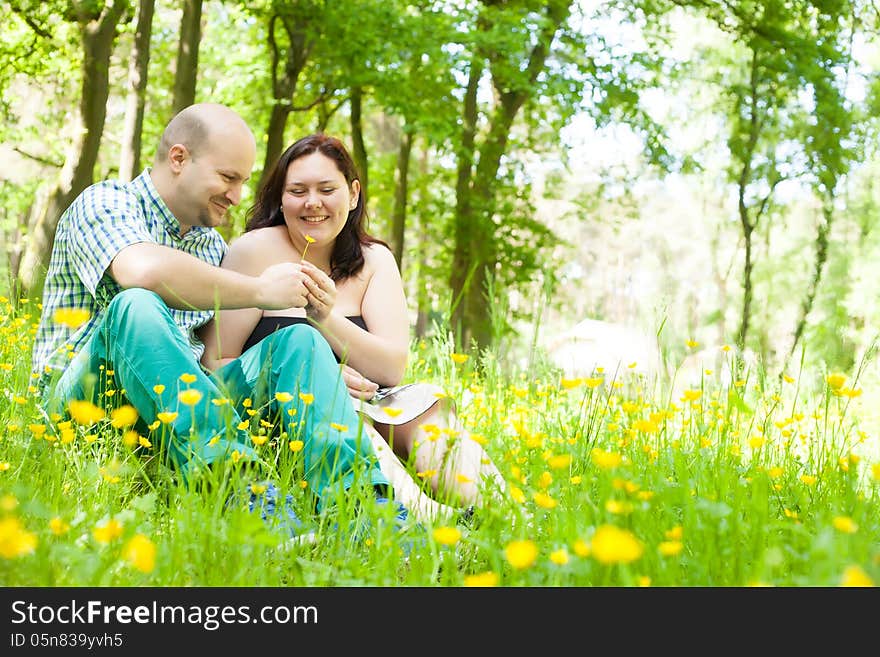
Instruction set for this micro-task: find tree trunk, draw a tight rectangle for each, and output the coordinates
[449,56,482,349]
[17,1,128,298]
[259,101,293,190]
[119,0,155,181]
[350,86,368,202]
[171,0,202,116]
[786,202,833,368]
[390,127,412,270]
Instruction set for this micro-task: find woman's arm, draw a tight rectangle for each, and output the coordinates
[303,245,410,386]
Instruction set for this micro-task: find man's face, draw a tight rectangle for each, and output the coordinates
[175,127,256,232]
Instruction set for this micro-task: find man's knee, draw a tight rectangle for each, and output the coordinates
[272,324,332,358]
[105,288,168,328]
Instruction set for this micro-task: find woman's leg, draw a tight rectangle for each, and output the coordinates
[375,400,505,507]
[362,422,456,523]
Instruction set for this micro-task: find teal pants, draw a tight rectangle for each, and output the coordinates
[48,288,388,507]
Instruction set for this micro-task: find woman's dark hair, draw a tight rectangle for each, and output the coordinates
[246,133,388,282]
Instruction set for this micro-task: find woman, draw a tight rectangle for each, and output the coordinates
[200,134,504,518]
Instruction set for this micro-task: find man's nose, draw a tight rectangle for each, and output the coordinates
[226,183,243,206]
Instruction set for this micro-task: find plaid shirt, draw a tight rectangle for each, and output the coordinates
[32,169,228,381]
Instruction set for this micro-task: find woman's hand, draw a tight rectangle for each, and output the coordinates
[301,262,337,322]
[341,364,379,401]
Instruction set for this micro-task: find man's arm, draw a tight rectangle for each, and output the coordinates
[110,242,308,311]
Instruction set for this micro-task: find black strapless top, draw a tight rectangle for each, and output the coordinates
[242,315,367,359]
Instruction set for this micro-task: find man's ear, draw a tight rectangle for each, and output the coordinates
[167,144,189,173]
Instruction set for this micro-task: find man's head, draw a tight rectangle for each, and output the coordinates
[151,103,256,234]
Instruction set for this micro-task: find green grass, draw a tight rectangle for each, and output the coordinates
[1,294,878,587]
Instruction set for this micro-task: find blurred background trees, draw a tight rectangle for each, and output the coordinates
[1,0,879,381]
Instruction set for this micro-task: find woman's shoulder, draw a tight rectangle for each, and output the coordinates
[224,226,289,271]
[361,241,397,271]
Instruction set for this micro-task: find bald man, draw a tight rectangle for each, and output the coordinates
[31,104,392,537]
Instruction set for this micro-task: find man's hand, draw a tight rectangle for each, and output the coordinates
[256,262,309,310]
[341,364,379,401]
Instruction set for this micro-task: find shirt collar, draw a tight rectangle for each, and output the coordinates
[134,168,212,240]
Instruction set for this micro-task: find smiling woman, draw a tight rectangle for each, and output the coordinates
[199,133,505,515]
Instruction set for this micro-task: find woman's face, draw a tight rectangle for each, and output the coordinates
[280,151,359,252]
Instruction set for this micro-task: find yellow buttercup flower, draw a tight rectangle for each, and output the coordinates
[122,534,156,573]
[157,411,178,424]
[658,541,683,557]
[178,389,203,406]
[572,539,591,558]
[92,519,123,544]
[382,407,403,418]
[152,384,165,395]
[110,405,138,429]
[53,307,91,329]
[533,492,557,509]
[840,565,874,587]
[289,440,304,453]
[298,392,314,405]
[179,373,197,384]
[504,540,538,570]
[464,571,498,587]
[450,353,468,364]
[68,400,105,425]
[0,517,38,558]
[832,516,858,534]
[549,548,569,565]
[432,526,461,546]
[330,423,348,432]
[591,525,643,565]
[251,434,268,446]
[825,372,847,389]
[275,392,293,403]
[49,517,70,536]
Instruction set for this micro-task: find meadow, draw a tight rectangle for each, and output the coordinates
[1,293,878,587]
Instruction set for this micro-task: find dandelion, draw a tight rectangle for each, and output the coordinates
[504,540,538,570]
[464,571,498,587]
[92,519,123,544]
[68,400,105,425]
[53,307,91,329]
[110,405,138,429]
[591,525,643,565]
[178,389,203,406]
[0,517,38,558]
[432,526,461,546]
[122,534,156,573]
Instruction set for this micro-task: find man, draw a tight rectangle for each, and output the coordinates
[31,103,396,537]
